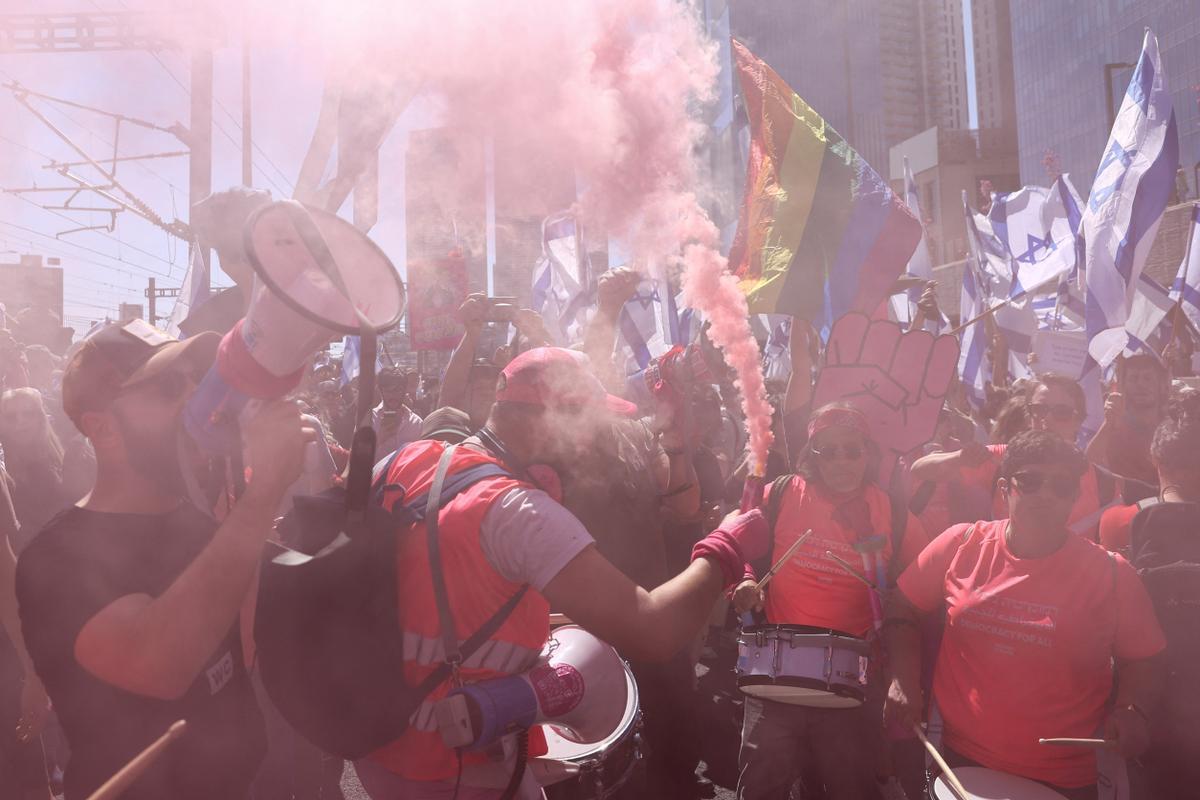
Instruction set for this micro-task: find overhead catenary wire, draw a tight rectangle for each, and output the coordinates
[0,218,173,279]
[142,47,294,197]
[8,84,186,194]
[3,193,179,273]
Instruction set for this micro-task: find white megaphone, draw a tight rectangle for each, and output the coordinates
[184,200,406,455]
[435,625,629,752]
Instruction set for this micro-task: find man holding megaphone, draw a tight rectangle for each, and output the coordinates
[14,319,317,800]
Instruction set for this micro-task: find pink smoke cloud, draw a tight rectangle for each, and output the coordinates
[165,0,775,469]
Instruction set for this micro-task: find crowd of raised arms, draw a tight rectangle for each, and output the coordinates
[2,222,1199,800]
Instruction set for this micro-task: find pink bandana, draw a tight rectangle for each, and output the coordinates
[807,405,871,441]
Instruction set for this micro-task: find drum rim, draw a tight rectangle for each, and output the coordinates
[540,663,640,762]
[931,765,1070,800]
[736,674,867,704]
[742,623,859,638]
[737,630,872,655]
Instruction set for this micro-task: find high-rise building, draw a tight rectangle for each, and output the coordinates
[920,0,971,132]
[1009,0,1200,196]
[404,128,487,293]
[971,0,1018,140]
[718,0,978,183]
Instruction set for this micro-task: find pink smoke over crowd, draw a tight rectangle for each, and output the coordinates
[160,0,775,471]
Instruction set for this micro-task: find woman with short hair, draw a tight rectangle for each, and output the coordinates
[731,402,929,800]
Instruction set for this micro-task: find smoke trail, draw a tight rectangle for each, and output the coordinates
[169,0,775,469]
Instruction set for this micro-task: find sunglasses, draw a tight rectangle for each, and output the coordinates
[811,444,866,462]
[1009,471,1078,499]
[1026,402,1078,422]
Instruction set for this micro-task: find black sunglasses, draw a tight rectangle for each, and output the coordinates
[1026,402,1078,422]
[811,444,865,462]
[1009,471,1078,499]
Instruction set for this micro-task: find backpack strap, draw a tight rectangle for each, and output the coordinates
[1135,496,1161,513]
[765,473,795,536]
[1094,464,1117,507]
[908,480,938,517]
[887,484,910,586]
[426,446,463,670]
[755,473,795,584]
[420,445,530,682]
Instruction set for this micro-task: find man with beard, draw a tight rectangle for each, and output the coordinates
[373,367,423,458]
[13,320,314,800]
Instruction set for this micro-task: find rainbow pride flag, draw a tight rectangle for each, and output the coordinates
[729,40,921,322]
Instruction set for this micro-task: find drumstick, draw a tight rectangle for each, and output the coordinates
[85,720,187,800]
[912,722,971,800]
[755,530,813,591]
[824,551,882,596]
[1038,737,1114,748]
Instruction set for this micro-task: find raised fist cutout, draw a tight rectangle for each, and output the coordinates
[812,313,960,488]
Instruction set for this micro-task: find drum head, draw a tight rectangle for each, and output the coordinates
[541,658,639,762]
[243,200,405,334]
[932,766,1068,800]
[738,679,864,708]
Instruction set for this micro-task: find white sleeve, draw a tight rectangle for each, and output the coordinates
[479,487,595,591]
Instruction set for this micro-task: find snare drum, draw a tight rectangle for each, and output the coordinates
[531,630,642,800]
[931,766,1068,800]
[736,624,870,707]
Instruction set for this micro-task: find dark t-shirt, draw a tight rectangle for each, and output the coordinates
[15,504,266,800]
[561,419,669,590]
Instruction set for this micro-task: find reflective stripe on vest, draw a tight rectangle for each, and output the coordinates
[368,440,552,782]
[401,631,543,673]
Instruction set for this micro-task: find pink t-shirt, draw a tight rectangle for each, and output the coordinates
[897,520,1166,788]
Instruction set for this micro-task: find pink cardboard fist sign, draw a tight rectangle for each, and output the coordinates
[812,313,960,488]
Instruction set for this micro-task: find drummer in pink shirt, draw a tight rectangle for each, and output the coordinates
[884,430,1166,800]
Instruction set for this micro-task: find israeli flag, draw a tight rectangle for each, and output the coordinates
[761,315,792,385]
[1170,204,1200,333]
[958,191,991,408]
[1084,29,1180,368]
[1122,273,1174,357]
[890,156,940,330]
[969,197,1036,379]
[988,174,1083,299]
[532,212,593,345]
[339,334,382,387]
[166,244,211,338]
[616,260,689,372]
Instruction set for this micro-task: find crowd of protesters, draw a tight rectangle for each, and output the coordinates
[3,236,1200,800]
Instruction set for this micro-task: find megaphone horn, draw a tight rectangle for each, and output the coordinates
[184,200,406,455]
[435,626,628,751]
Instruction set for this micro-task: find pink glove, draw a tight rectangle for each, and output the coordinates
[691,509,770,589]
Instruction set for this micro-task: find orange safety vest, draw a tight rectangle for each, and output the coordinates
[367,440,551,781]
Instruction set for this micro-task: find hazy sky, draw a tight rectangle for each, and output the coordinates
[0,0,434,331]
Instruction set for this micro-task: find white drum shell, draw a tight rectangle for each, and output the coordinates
[736,625,870,708]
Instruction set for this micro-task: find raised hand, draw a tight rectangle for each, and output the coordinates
[596,267,642,314]
[812,312,959,487]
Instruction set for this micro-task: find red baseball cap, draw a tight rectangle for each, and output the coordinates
[496,347,638,416]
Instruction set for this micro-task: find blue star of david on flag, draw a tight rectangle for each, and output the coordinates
[1088,140,1138,212]
[1015,232,1058,265]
